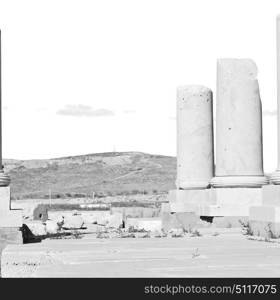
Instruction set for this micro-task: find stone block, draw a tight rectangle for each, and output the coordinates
[125,218,162,232]
[248,204,280,238]
[106,212,123,228]
[167,188,262,217]
[161,212,200,232]
[11,202,48,221]
[249,205,280,223]
[212,216,248,228]
[160,203,171,213]
[0,210,23,227]
[199,188,263,217]
[0,186,22,228]
[62,215,84,229]
[0,227,23,244]
[24,221,47,236]
[80,211,111,225]
[262,185,280,206]
[0,186,11,211]
[45,220,59,234]
[167,189,211,213]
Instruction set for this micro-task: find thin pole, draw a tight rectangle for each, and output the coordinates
[0,30,2,171]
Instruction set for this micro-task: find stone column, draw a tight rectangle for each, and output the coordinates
[176,85,214,189]
[0,30,10,186]
[210,59,268,187]
[270,15,280,184]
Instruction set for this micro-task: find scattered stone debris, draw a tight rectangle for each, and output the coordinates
[96,232,110,239]
[190,229,202,237]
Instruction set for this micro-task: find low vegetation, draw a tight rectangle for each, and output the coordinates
[6,152,176,200]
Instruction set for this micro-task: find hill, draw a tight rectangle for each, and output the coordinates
[3,152,176,199]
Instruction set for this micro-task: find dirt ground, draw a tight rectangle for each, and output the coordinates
[2,229,280,277]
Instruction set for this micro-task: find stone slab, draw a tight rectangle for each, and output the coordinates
[167,188,262,217]
[167,189,211,213]
[160,203,171,214]
[201,188,262,216]
[48,210,111,225]
[0,210,23,227]
[0,227,23,244]
[249,205,280,223]
[125,218,162,232]
[0,186,11,211]
[161,212,200,232]
[210,188,262,206]
[262,185,280,206]
[212,216,248,228]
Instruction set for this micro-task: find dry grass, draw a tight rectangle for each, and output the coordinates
[6,152,176,200]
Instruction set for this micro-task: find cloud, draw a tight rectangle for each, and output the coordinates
[263,110,277,117]
[123,110,136,114]
[57,105,115,117]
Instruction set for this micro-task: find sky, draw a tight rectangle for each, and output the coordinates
[0,0,279,172]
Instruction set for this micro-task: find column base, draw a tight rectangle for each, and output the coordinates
[210,176,268,188]
[0,171,10,187]
[176,180,210,190]
[269,170,280,184]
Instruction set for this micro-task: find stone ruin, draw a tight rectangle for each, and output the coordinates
[0,30,22,244]
[165,15,280,238]
[2,17,280,244]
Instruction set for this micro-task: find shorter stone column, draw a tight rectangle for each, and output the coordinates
[176,85,214,189]
[210,59,268,187]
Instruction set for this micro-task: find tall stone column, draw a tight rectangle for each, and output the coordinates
[0,30,10,186]
[270,15,280,184]
[210,59,268,187]
[176,85,214,189]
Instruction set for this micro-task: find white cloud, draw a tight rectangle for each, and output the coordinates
[56,105,115,117]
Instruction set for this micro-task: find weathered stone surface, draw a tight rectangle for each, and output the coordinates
[48,210,111,225]
[0,186,22,227]
[167,189,211,213]
[45,220,59,234]
[112,207,160,218]
[176,85,214,189]
[161,212,199,232]
[167,188,262,217]
[126,218,162,232]
[200,188,263,217]
[261,184,280,206]
[210,59,267,187]
[0,186,11,211]
[160,203,171,214]
[270,16,280,185]
[106,212,123,228]
[0,227,23,244]
[249,205,280,223]
[24,221,46,236]
[11,202,48,221]
[62,215,84,229]
[249,220,280,238]
[212,216,248,228]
